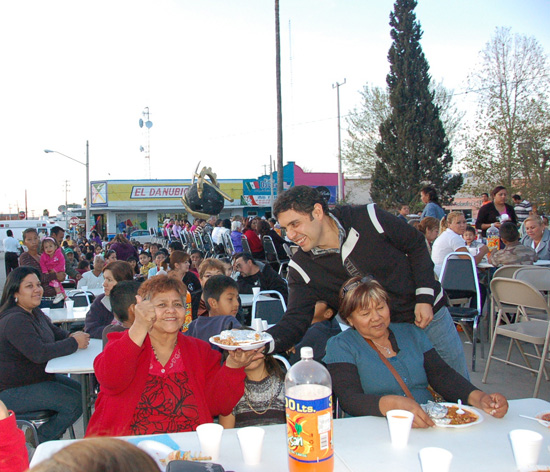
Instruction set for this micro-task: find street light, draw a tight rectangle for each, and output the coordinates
[44,141,90,237]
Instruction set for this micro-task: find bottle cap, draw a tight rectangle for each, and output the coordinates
[300,347,314,359]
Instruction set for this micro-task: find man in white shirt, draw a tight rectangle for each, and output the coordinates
[77,255,105,289]
[3,230,21,276]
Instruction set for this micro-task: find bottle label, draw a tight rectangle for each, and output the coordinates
[487,236,499,251]
[286,394,333,464]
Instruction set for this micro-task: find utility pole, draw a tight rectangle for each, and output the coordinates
[333,79,346,202]
[275,0,283,196]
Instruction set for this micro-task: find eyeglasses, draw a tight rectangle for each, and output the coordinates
[342,275,373,295]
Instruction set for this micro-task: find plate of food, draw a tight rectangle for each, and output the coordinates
[424,402,483,428]
[210,329,273,351]
[137,440,176,471]
[535,411,550,428]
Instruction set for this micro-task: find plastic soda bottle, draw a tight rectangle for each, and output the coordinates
[487,223,500,251]
[285,347,334,472]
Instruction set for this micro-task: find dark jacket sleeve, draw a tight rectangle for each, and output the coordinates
[85,295,114,339]
[266,264,317,353]
[373,206,440,306]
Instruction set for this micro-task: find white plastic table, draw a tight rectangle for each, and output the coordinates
[46,339,103,430]
[45,306,88,328]
[30,398,550,471]
[239,294,272,307]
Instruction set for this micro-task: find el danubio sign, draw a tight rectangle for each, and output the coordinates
[130,186,187,199]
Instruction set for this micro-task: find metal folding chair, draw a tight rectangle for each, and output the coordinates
[66,289,96,307]
[221,231,235,257]
[262,236,290,276]
[251,290,287,325]
[440,252,483,371]
[482,277,550,397]
[241,235,252,255]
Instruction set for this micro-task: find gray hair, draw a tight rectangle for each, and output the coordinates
[94,255,105,263]
[231,221,242,231]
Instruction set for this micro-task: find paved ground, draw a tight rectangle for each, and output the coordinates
[1,253,548,446]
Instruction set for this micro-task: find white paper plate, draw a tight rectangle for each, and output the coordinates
[435,403,484,428]
[519,466,550,472]
[209,332,273,351]
[137,440,175,471]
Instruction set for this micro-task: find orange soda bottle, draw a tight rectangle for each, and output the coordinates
[285,347,334,472]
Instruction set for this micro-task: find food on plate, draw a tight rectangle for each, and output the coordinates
[212,329,262,346]
[539,413,550,422]
[445,405,478,425]
[160,450,212,464]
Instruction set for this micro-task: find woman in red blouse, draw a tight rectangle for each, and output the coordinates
[86,276,259,437]
[243,217,265,259]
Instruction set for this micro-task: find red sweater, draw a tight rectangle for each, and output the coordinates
[86,331,246,437]
[244,230,263,254]
[0,412,28,472]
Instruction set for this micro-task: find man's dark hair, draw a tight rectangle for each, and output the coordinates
[273,185,329,218]
[481,192,489,198]
[51,226,65,237]
[231,252,256,265]
[499,222,520,243]
[222,218,231,230]
[149,243,160,250]
[190,249,204,258]
[203,275,238,311]
[6,230,13,237]
[168,241,184,251]
[110,280,141,323]
[399,203,409,210]
[512,194,522,201]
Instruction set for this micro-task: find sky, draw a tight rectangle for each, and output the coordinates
[1,0,549,217]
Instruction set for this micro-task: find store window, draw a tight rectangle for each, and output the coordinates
[115,213,147,235]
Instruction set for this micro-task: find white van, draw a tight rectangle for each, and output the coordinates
[0,220,59,251]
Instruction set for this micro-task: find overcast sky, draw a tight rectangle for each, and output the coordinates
[1,0,549,217]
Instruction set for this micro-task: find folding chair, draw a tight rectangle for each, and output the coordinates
[201,232,215,258]
[440,252,483,371]
[66,289,96,308]
[221,231,235,257]
[251,290,287,325]
[241,235,252,255]
[262,236,290,276]
[482,277,550,397]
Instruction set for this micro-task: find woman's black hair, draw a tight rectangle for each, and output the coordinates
[0,266,42,313]
[421,186,439,204]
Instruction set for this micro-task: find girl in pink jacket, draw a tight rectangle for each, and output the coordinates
[40,237,67,304]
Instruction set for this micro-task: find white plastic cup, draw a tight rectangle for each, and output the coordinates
[262,320,268,331]
[419,447,453,472]
[65,299,74,312]
[251,318,263,332]
[386,409,414,448]
[196,423,224,461]
[509,429,543,469]
[252,287,261,297]
[237,426,265,465]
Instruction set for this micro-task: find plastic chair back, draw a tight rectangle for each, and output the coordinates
[514,267,550,292]
[440,252,481,310]
[493,265,527,279]
[491,277,550,313]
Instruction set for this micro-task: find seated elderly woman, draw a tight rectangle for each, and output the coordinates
[0,267,90,443]
[86,275,258,437]
[324,277,508,428]
[521,215,550,260]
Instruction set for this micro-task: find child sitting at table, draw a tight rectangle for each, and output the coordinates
[196,258,226,317]
[101,280,141,347]
[463,226,483,252]
[185,275,242,349]
[288,300,341,365]
[219,336,285,428]
[488,222,537,267]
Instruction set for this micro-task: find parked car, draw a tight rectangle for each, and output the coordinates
[129,229,153,244]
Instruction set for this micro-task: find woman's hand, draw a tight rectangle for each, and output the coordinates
[133,295,157,332]
[56,271,66,282]
[379,395,435,428]
[225,348,264,369]
[70,331,90,349]
[468,390,508,418]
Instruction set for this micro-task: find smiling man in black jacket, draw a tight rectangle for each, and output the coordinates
[266,185,469,380]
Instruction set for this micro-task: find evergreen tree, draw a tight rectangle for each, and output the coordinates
[371,0,462,209]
